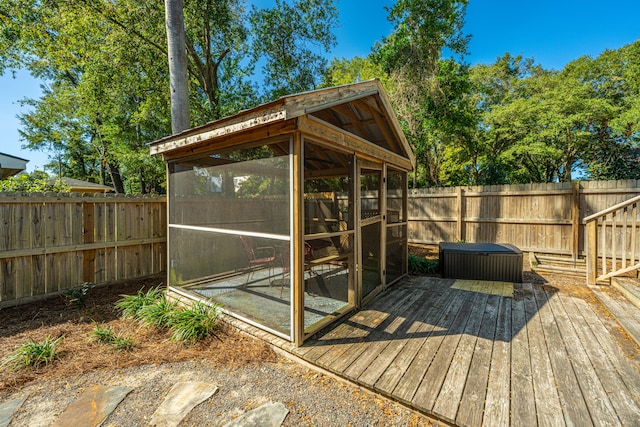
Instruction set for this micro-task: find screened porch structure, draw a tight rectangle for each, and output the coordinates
[150,80,415,345]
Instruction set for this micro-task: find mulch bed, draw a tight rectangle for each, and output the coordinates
[0,275,276,393]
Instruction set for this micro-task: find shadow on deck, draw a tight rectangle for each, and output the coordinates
[228,276,640,427]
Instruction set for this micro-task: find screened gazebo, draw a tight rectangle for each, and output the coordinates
[150,80,415,346]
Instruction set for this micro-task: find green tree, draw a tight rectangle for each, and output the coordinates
[1,0,339,193]
[374,0,471,187]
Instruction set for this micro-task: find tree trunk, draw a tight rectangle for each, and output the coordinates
[107,161,126,194]
[165,0,190,134]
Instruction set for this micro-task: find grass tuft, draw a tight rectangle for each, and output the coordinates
[137,296,178,328]
[168,301,220,344]
[90,324,134,351]
[115,286,164,319]
[1,336,63,370]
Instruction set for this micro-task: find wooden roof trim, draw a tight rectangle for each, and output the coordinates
[283,80,380,118]
[297,116,413,171]
[160,121,296,161]
[374,82,416,166]
[151,108,287,156]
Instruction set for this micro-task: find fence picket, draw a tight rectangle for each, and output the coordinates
[0,194,166,308]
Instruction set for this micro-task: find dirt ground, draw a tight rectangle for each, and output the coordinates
[0,275,436,426]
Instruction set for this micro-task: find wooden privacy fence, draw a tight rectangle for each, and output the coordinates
[0,193,166,308]
[408,180,640,258]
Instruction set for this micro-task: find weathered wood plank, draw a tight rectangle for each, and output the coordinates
[432,287,489,422]
[521,283,565,427]
[455,292,500,427]
[302,286,414,362]
[482,295,511,427]
[374,281,460,394]
[591,287,640,344]
[556,290,640,426]
[344,290,435,381]
[320,288,425,372]
[411,288,484,412]
[532,285,594,426]
[508,287,536,427]
[392,287,471,403]
[330,288,429,375]
[545,287,623,426]
[356,284,451,386]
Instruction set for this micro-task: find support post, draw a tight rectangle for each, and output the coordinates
[456,187,464,242]
[292,132,305,346]
[82,202,95,283]
[571,181,580,264]
[587,220,598,286]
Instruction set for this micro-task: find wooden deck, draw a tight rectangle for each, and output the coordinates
[226,276,640,426]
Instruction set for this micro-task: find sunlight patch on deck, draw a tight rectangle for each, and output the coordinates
[452,279,514,297]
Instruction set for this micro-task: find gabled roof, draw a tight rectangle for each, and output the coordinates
[150,80,415,169]
[0,152,29,180]
[50,177,115,193]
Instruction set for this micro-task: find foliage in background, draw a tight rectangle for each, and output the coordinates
[408,254,439,275]
[0,171,70,193]
[2,0,639,188]
[1,0,338,193]
[1,336,63,371]
[60,282,92,309]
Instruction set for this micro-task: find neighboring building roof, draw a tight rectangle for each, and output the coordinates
[149,79,415,170]
[50,177,115,193]
[0,152,29,180]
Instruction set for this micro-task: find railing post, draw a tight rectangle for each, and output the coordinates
[587,220,598,286]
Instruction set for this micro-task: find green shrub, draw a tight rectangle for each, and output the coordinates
[137,297,178,328]
[90,324,134,351]
[168,302,220,344]
[408,254,439,275]
[115,286,164,319]
[1,336,63,370]
[61,282,91,309]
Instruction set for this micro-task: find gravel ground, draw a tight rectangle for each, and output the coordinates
[6,357,434,426]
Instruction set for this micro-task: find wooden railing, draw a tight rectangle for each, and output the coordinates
[586,195,640,285]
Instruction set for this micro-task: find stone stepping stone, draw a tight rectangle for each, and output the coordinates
[0,397,26,427]
[223,401,289,427]
[150,381,219,427]
[52,385,133,427]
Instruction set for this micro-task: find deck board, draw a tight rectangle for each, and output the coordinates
[432,288,489,422]
[482,295,511,427]
[456,292,500,427]
[555,290,640,426]
[249,276,640,427]
[392,286,471,404]
[533,285,595,427]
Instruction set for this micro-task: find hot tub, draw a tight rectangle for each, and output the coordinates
[439,242,523,283]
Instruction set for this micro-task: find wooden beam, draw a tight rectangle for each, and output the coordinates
[286,81,380,118]
[0,237,167,259]
[297,116,413,171]
[292,131,305,346]
[151,108,287,155]
[571,181,580,262]
[587,220,598,286]
[160,121,297,161]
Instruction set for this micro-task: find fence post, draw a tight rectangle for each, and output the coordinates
[82,200,95,283]
[456,187,464,242]
[571,181,580,263]
[587,220,597,286]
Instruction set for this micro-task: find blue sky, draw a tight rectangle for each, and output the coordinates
[1,0,639,172]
